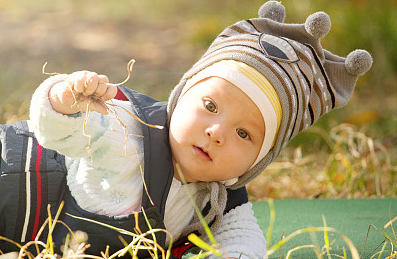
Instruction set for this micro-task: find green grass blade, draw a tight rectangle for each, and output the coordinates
[109,228,171,259]
[62,233,70,258]
[175,163,217,245]
[369,224,397,247]
[383,215,397,241]
[118,236,135,258]
[285,245,321,259]
[266,227,359,259]
[322,215,331,258]
[266,199,275,248]
[188,233,222,257]
[46,201,64,255]
[137,209,173,259]
[141,209,159,259]
[376,242,388,259]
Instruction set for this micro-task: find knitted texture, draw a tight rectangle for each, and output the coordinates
[164,183,267,258]
[30,74,145,216]
[167,1,373,189]
[204,203,266,259]
[180,181,227,238]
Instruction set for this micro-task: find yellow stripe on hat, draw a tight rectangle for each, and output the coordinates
[222,60,282,133]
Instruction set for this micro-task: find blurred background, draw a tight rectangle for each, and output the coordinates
[0,0,396,199]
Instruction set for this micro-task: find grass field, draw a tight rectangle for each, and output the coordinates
[0,0,396,200]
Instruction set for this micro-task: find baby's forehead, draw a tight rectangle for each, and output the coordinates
[186,76,241,95]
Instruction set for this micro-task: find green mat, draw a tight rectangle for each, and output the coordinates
[253,198,397,259]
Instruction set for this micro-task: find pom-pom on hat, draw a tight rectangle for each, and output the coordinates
[167,1,373,189]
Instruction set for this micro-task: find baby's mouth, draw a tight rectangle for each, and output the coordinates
[193,146,212,161]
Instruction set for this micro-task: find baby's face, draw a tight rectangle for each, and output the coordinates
[169,77,265,183]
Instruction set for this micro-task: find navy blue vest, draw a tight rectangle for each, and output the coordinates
[0,86,248,257]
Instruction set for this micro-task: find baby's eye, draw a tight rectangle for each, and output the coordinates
[204,100,217,113]
[237,129,250,139]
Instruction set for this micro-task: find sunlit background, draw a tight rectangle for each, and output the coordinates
[1,0,396,199]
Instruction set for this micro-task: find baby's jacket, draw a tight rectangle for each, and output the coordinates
[0,85,249,258]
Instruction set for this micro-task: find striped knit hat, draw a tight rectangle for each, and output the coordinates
[167,1,373,189]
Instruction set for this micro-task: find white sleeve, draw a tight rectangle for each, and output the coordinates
[29,74,142,162]
[29,75,145,216]
[205,202,267,259]
[29,74,85,156]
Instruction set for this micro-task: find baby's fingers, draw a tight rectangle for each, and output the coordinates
[89,101,109,115]
[68,71,101,96]
[92,84,117,115]
[93,75,112,100]
[68,71,88,93]
[63,71,115,115]
[81,72,101,96]
[102,83,118,101]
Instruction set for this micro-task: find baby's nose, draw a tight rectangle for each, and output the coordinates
[205,124,225,146]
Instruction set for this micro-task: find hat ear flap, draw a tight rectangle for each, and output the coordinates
[258,1,286,23]
[323,49,372,108]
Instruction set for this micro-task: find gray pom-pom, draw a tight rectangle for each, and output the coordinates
[345,49,373,76]
[258,1,286,23]
[305,12,331,39]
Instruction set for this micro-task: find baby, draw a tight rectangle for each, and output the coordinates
[0,1,372,258]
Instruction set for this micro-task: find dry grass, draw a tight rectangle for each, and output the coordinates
[248,124,397,200]
[2,198,396,259]
[0,202,175,259]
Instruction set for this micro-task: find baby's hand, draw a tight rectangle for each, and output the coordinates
[49,71,118,115]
